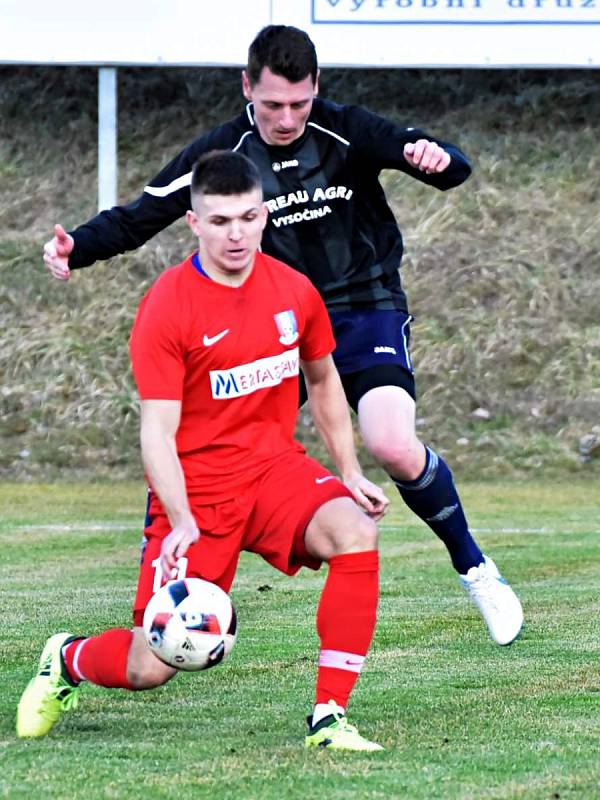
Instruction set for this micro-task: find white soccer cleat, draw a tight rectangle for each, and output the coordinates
[460,556,523,645]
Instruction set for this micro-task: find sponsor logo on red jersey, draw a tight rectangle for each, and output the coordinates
[209,348,300,399]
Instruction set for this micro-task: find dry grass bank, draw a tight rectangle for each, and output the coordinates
[1,66,598,479]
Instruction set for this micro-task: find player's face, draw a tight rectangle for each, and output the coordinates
[242,67,318,146]
[186,189,268,286]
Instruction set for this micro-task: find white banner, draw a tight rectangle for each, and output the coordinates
[1,0,598,67]
[278,0,600,66]
[311,0,599,25]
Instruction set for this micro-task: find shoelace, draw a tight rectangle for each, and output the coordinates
[48,682,79,712]
[329,713,360,737]
[469,574,502,611]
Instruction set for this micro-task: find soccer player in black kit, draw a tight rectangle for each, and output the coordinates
[43,25,523,645]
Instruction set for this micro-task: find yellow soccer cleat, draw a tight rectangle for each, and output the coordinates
[16,632,80,738]
[305,702,383,752]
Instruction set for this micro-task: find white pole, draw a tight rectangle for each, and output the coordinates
[98,66,118,211]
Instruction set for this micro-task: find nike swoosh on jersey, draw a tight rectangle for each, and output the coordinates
[203,329,230,347]
[315,475,336,485]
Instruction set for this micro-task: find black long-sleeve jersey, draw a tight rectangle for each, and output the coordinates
[70,97,471,312]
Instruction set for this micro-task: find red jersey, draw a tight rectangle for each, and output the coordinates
[130,252,335,505]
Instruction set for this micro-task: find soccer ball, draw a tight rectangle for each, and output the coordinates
[143,578,237,671]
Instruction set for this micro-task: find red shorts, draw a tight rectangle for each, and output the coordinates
[133,452,353,626]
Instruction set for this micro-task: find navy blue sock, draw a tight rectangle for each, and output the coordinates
[393,447,483,574]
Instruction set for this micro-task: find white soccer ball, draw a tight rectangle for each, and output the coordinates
[143,578,237,671]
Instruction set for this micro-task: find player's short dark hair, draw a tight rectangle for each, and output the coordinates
[191,151,262,198]
[247,25,318,86]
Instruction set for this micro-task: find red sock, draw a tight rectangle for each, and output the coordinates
[315,550,379,709]
[63,629,134,690]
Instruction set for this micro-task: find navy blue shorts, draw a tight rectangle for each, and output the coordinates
[330,309,413,375]
[300,309,416,411]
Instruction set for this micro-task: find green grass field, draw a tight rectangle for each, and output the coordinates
[1,481,599,800]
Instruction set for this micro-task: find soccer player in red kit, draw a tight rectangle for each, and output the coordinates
[43,26,523,647]
[17,150,390,751]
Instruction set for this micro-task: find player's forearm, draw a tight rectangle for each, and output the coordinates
[69,196,182,269]
[306,373,363,481]
[400,142,471,191]
[426,144,472,190]
[140,425,194,530]
[69,208,143,269]
[69,143,198,269]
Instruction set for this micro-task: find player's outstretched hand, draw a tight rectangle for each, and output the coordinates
[345,474,390,522]
[160,520,200,578]
[43,223,74,281]
[403,139,451,174]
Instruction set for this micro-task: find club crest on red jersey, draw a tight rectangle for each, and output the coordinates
[274,310,299,346]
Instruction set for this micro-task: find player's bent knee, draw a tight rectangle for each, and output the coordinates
[127,660,176,690]
[328,507,379,555]
[127,649,177,689]
[368,436,423,478]
[368,437,412,467]
[353,514,379,552]
[305,497,378,560]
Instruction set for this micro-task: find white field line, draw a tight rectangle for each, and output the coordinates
[5,523,600,535]
[6,522,137,532]
[379,525,599,535]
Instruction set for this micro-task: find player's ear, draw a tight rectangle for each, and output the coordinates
[242,70,252,101]
[186,209,200,236]
[314,69,320,97]
[260,202,269,230]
